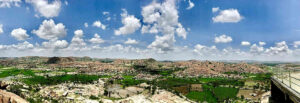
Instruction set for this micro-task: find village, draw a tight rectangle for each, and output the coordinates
[0,57,274,103]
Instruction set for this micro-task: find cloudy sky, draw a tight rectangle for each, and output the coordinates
[0,0,300,61]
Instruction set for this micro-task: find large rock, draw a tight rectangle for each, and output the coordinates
[0,90,28,103]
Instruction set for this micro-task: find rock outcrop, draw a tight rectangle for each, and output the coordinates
[0,90,28,103]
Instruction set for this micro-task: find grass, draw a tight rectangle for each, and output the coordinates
[213,87,239,101]
[186,91,217,103]
[123,75,134,79]
[198,77,227,83]
[156,78,198,89]
[0,68,35,78]
[240,73,272,81]
[119,75,146,86]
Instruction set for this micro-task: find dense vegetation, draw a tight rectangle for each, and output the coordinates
[23,74,104,85]
[0,68,35,78]
[213,87,239,101]
[116,75,147,87]
[185,84,239,103]
[152,77,247,102]
[186,91,217,103]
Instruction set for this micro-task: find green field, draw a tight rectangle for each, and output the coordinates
[186,91,217,103]
[0,68,35,78]
[23,74,102,85]
[213,87,239,101]
[119,75,146,87]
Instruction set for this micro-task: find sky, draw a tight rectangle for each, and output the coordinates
[0,0,300,61]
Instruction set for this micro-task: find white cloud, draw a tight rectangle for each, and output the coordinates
[250,44,264,54]
[241,41,250,46]
[265,41,291,55]
[102,11,111,21]
[0,0,21,8]
[141,24,158,34]
[293,41,300,48]
[212,7,219,13]
[176,23,187,39]
[193,44,221,58]
[26,0,61,18]
[186,0,194,10]
[259,41,266,46]
[212,9,243,23]
[142,0,187,52]
[10,41,34,50]
[89,33,104,44]
[214,34,232,43]
[68,29,87,51]
[0,24,3,34]
[114,9,141,35]
[11,28,29,41]
[124,38,138,45]
[84,22,88,28]
[1,40,300,61]
[42,39,68,49]
[102,11,109,15]
[194,44,217,54]
[148,34,175,53]
[32,19,67,40]
[92,20,106,30]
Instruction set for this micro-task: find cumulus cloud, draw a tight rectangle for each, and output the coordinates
[265,41,291,55]
[124,38,138,45]
[42,39,68,49]
[142,0,187,52]
[148,34,175,53]
[176,23,187,39]
[84,22,88,28]
[114,9,141,35]
[212,9,243,23]
[250,44,264,54]
[141,24,158,34]
[92,20,106,30]
[241,41,250,46]
[68,29,87,51]
[0,0,21,8]
[11,28,29,41]
[89,33,104,44]
[193,44,219,56]
[10,41,34,50]
[186,0,194,10]
[32,19,67,40]
[212,7,219,13]
[0,24,3,34]
[26,0,61,18]
[293,41,300,48]
[214,34,232,43]
[259,41,266,46]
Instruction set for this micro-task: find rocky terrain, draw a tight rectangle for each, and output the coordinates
[0,90,28,103]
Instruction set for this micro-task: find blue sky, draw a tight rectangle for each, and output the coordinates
[0,0,300,61]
